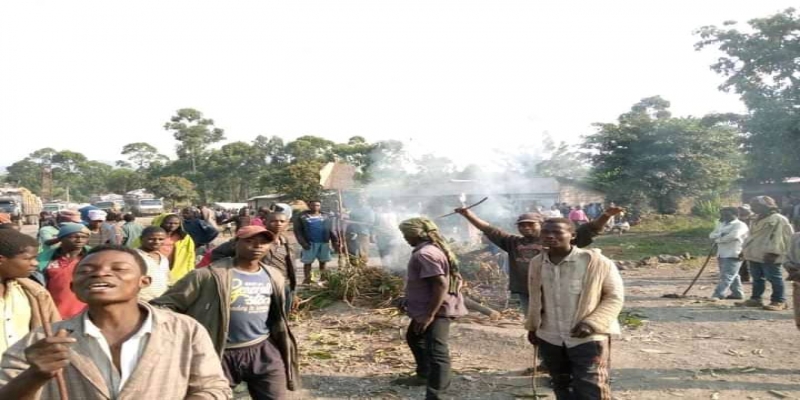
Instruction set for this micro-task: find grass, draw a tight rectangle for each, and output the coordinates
[593,214,716,261]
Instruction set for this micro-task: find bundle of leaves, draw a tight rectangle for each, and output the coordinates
[296,266,404,312]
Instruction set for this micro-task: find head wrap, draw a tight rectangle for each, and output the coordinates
[58,223,90,239]
[57,210,82,223]
[88,209,107,222]
[271,203,293,220]
[750,195,779,211]
[399,217,461,294]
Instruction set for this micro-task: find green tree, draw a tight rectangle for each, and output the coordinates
[121,142,169,170]
[106,168,143,194]
[583,96,743,213]
[164,108,225,173]
[274,161,324,200]
[536,135,588,179]
[146,176,197,208]
[4,159,42,192]
[695,8,800,183]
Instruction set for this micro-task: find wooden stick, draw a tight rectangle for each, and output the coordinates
[437,197,489,219]
[36,302,69,400]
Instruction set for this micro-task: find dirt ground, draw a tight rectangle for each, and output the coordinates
[287,261,800,400]
[21,223,800,399]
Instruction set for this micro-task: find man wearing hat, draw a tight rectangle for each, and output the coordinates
[737,196,795,311]
[152,225,300,399]
[86,209,108,247]
[35,223,92,318]
[455,208,621,312]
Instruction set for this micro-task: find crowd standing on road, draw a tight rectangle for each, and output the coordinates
[0,194,797,399]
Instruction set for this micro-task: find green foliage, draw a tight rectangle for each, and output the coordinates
[146,176,197,207]
[536,134,588,179]
[695,8,800,183]
[618,309,647,329]
[121,142,169,170]
[164,108,225,173]
[583,96,743,213]
[691,194,723,219]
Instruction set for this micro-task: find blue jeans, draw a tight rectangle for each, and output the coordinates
[749,261,786,303]
[714,258,744,299]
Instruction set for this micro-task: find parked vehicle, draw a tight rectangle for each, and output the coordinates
[128,198,164,216]
[43,202,68,213]
[92,200,126,213]
[0,186,44,225]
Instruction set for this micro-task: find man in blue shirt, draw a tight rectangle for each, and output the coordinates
[294,200,338,284]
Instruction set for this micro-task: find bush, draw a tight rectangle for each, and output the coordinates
[692,195,722,219]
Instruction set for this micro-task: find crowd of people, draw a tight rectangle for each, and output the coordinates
[0,193,796,399]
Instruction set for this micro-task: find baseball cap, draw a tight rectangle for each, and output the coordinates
[236,225,276,241]
[516,213,543,224]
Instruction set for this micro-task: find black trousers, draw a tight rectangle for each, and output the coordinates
[740,260,751,282]
[538,339,612,400]
[222,338,287,400]
[406,317,452,400]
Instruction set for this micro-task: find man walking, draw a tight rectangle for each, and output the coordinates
[152,226,299,399]
[737,196,795,311]
[394,218,467,400]
[708,207,749,301]
[294,200,338,284]
[525,218,624,400]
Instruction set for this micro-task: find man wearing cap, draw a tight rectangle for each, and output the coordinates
[455,207,621,312]
[152,225,299,399]
[35,223,92,319]
[86,209,108,247]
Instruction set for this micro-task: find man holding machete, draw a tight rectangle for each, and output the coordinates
[455,205,623,312]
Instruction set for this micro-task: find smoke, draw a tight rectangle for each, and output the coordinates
[352,140,556,271]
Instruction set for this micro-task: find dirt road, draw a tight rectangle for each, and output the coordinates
[291,262,800,400]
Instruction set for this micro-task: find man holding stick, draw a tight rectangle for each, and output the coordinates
[525,218,624,400]
[0,244,231,399]
[455,206,622,312]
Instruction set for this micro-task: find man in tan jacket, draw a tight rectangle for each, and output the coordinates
[0,244,231,399]
[737,196,795,311]
[525,218,624,400]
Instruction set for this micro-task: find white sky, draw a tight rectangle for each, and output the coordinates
[0,1,794,167]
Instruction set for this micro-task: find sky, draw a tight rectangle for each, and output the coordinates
[0,1,795,168]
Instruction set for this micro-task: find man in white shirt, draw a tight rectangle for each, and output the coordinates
[709,207,750,301]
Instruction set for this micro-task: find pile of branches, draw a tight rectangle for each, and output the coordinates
[296,266,404,312]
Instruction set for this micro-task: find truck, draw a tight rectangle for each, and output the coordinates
[0,186,44,226]
[124,189,164,216]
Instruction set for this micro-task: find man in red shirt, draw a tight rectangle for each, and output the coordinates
[35,223,91,319]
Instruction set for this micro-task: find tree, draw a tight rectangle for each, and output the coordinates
[536,134,589,180]
[164,108,225,173]
[4,159,42,192]
[146,176,197,208]
[273,161,325,201]
[106,168,143,194]
[695,8,800,183]
[583,96,743,213]
[121,142,169,170]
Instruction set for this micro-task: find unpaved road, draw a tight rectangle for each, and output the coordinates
[22,224,800,399]
[289,261,800,400]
